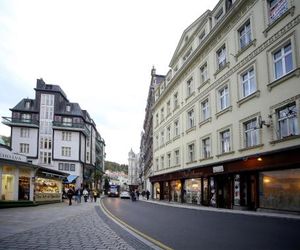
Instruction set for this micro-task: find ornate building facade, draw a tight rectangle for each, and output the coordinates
[2,79,105,190]
[150,0,300,212]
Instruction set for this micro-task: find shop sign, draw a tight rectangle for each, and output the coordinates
[213,165,224,173]
[0,147,27,162]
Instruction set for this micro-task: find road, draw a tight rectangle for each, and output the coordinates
[102,197,300,250]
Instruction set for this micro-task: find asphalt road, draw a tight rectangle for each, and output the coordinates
[102,197,300,250]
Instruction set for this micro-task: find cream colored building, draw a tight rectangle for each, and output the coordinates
[151,0,300,212]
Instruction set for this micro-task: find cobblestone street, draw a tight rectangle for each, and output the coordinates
[0,200,153,250]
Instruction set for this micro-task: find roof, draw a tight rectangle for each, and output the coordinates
[10,98,38,113]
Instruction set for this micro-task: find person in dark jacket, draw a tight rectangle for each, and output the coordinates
[67,187,75,206]
[146,190,150,200]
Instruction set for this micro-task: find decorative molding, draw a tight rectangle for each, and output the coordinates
[199,156,214,162]
[199,117,212,127]
[216,151,235,158]
[267,68,300,91]
[238,144,264,152]
[215,106,233,118]
[214,62,230,78]
[234,39,257,60]
[237,90,260,107]
[186,126,196,134]
[270,134,300,145]
[198,79,211,91]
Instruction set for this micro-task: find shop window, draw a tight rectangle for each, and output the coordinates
[1,174,14,201]
[170,180,181,202]
[260,169,300,212]
[154,182,160,200]
[19,176,30,200]
[163,182,169,201]
[184,178,201,205]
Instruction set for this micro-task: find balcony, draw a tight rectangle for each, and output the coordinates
[2,117,39,128]
[53,121,90,136]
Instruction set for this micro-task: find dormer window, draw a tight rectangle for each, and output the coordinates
[183,47,193,61]
[215,8,224,23]
[66,105,71,112]
[25,101,31,109]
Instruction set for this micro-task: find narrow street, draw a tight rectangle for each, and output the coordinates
[102,197,300,250]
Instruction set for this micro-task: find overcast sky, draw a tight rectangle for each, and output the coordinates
[0,0,219,164]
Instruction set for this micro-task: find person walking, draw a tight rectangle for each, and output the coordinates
[67,187,75,206]
[146,190,150,200]
[130,190,136,202]
[136,190,140,200]
[83,188,89,202]
[93,189,98,202]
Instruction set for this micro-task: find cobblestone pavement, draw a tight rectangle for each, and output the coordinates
[0,199,154,250]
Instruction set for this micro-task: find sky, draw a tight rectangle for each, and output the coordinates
[0,0,219,164]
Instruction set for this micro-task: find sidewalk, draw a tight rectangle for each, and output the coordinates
[140,197,300,220]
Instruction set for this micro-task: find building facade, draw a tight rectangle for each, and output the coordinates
[128,149,139,186]
[139,67,165,192]
[150,0,300,213]
[2,79,105,190]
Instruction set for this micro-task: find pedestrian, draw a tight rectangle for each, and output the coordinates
[67,187,74,206]
[146,190,150,200]
[130,191,136,202]
[75,188,81,204]
[89,189,94,202]
[136,190,140,200]
[83,188,89,202]
[93,189,98,202]
[141,190,145,198]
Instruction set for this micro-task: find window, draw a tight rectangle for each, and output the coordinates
[155,158,159,171]
[199,30,206,43]
[156,135,159,149]
[20,128,29,137]
[175,150,180,165]
[174,120,180,137]
[40,151,49,164]
[70,164,75,171]
[64,163,70,171]
[268,0,288,23]
[58,163,64,170]
[244,118,259,147]
[186,77,194,97]
[201,99,210,121]
[215,8,224,23]
[200,63,208,83]
[156,113,159,126]
[62,131,72,141]
[239,20,252,49]
[241,68,256,98]
[161,108,164,121]
[62,117,72,126]
[202,137,211,159]
[20,143,29,154]
[25,101,31,109]
[167,153,171,168]
[161,130,164,146]
[174,92,179,110]
[167,100,171,116]
[161,156,165,169]
[183,47,192,61]
[273,42,293,80]
[62,147,71,157]
[219,85,229,110]
[167,126,171,142]
[21,113,31,123]
[277,103,298,139]
[217,45,226,69]
[188,143,195,162]
[220,130,231,153]
[86,152,90,161]
[66,105,71,112]
[187,109,195,129]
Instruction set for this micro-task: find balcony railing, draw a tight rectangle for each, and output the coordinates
[53,121,90,136]
[2,117,39,127]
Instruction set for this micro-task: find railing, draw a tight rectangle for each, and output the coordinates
[52,121,90,135]
[2,117,39,127]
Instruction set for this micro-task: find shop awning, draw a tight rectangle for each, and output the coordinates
[64,175,78,184]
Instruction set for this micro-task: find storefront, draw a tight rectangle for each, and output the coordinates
[153,182,160,200]
[0,145,68,205]
[150,147,300,213]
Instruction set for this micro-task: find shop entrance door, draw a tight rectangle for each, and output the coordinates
[248,174,258,210]
[216,175,233,209]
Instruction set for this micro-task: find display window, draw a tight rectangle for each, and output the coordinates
[184,178,201,205]
[163,181,169,201]
[1,174,14,201]
[19,176,30,200]
[153,182,160,200]
[35,177,62,202]
[259,169,300,212]
[170,180,181,202]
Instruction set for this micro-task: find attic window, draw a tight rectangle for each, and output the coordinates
[215,8,224,23]
[25,101,31,109]
[183,47,193,61]
[66,105,71,112]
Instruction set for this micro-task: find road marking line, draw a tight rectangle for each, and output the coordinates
[100,198,173,250]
